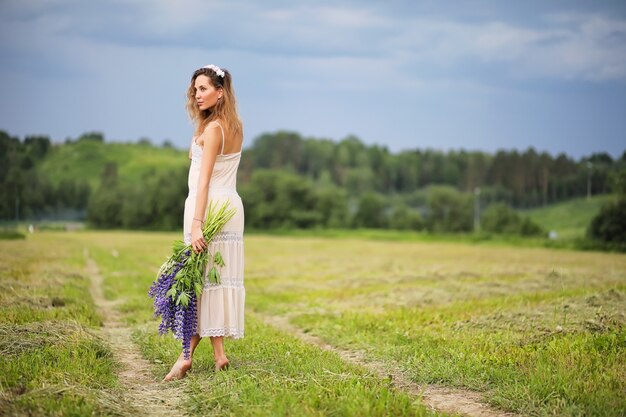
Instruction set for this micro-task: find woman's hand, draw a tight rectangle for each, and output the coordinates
[191,221,206,254]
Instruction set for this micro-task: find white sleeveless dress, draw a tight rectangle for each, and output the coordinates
[183,122,245,339]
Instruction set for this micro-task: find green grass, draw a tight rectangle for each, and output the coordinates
[242,235,626,416]
[81,230,626,416]
[38,140,186,189]
[0,234,129,416]
[293,307,625,416]
[31,231,449,417]
[2,230,624,416]
[521,194,617,239]
[0,229,25,240]
[245,226,611,253]
[134,316,437,416]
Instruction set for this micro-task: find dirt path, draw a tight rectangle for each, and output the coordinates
[84,249,182,416]
[256,312,520,417]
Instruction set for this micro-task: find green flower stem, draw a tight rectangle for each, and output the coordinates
[157,201,237,306]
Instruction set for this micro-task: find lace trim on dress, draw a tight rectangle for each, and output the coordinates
[185,230,242,245]
[204,275,244,288]
[210,231,243,242]
[198,328,244,338]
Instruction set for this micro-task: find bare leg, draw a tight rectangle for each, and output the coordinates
[162,334,202,382]
[210,336,230,371]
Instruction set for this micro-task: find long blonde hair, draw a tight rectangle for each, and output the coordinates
[186,66,243,140]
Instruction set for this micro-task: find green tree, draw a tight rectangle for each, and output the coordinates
[24,135,51,160]
[78,131,105,142]
[87,185,124,228]
[87,162,123,228]
[389,203,424,230]
[608,168,626,196]
[344,167,375,196]
[353,192,387,228]
[481,202,543,236]
[587,199,626,248]
[315,186,349,228]
[425,186,473,232]
[152,168,187,230]
[240,170,319,229]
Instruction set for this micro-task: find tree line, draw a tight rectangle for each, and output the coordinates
[242,132,623,208]
[0,131,90,221]
[586,169,626,251]
[1,130,624,240]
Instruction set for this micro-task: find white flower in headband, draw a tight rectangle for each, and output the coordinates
[202,64,225,78]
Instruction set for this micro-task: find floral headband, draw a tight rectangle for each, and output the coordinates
[202,64,225,78]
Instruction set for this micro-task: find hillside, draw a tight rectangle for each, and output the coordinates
[521,194,617,239]
[37,139,188,189]
[38,140,615,228]
[11,131,626,239]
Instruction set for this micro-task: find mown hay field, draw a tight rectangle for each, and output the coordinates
[1,230,624,416]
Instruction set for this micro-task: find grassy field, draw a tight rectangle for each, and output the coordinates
[522,194,617,240]
[38,139,186,189]
[1,230,624,416]
[0,233,128,415]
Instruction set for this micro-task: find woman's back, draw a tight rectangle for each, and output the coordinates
[189,122,242,192]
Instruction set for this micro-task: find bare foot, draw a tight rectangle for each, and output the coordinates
[162,354,192,382]
[214,356,230,372]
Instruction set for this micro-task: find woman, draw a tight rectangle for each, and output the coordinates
[163,64,245,381]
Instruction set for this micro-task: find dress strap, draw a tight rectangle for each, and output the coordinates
[215,122,225,155]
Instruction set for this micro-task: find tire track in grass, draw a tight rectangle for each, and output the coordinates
[84,249,182,416]
[256,312,520,417]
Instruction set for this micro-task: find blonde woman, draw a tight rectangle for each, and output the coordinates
[164,64,245,381]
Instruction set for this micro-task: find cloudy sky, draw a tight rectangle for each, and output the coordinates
[1,0,625,159]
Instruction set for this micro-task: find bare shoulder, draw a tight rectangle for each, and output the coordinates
[204,120,223,132]
[194,121,221,149]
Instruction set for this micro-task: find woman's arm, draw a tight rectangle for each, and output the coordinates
[190,122,222,253]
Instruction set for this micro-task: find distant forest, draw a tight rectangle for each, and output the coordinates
[241,132,623,206]
[1,130,624,234]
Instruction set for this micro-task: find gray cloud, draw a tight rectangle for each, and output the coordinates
[4,0,625,85]
[1,0,625,158]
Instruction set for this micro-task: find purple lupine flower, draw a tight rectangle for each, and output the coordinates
[181,292,197,359]
[149,251,198,359]
[149,265,180,334]
[173,304,185,340]
[149,251,190,340]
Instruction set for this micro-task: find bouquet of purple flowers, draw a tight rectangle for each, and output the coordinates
[149,201,235,359]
